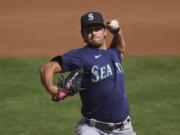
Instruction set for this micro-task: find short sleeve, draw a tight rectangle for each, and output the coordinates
[110,48,122,63]
[52,49,84,72]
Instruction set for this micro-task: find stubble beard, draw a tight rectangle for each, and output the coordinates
[89,37,105,48]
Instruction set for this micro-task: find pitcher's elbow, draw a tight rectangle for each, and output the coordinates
[39,65,45,75]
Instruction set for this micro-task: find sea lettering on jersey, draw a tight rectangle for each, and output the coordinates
[91,62,124,82]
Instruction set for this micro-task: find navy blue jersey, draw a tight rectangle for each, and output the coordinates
[54,45,129,123]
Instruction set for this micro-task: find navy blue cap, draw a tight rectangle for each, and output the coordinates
[81,12,105,30]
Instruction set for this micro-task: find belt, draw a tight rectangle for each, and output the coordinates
[84,117,130,131]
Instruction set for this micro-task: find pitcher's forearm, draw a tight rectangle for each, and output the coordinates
[40,62,62,96]
[110,30,126,57]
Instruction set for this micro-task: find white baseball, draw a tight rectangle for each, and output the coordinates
[108,20,119,30]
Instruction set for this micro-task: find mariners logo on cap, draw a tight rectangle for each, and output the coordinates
[88,13,94,21]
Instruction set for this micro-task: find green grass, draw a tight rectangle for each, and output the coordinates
[0,56,179,135]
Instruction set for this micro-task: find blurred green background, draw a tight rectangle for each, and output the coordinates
[0,57,179,135]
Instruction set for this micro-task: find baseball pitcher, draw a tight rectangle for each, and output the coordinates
[40,11,136,135]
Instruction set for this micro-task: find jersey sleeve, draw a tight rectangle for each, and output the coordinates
[51,49,84,72]
[111,48,122,63]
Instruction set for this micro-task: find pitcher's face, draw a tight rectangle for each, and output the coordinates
[82,24,107,47]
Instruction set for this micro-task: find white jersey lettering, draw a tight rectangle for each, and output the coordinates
[115,62,124,73]
[91,64,113,82]
[91,66,99,82]
[107,64,113,77]
[91,63,123,82]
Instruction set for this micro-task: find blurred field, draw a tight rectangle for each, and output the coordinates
[0,57,180,135]
[1,0,180,56]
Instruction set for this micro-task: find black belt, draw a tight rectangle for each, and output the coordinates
[84,118,127,131]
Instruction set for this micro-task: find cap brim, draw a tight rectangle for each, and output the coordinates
[82,22,105,29]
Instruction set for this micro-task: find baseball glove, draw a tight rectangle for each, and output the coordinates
[52,68,85,102]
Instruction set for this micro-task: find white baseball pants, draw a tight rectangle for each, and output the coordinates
[75,116,136,135]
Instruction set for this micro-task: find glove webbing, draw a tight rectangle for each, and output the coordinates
[57,68,85,95]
